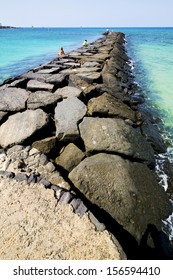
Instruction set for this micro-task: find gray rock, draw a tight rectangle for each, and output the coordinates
[54,86,82,99]
[27,80,54,92]
[14,173,28,182]
[0,109,49,148]
[75,201,88,217]
[22,71,50,82]
[54,97,87,141]
[79,117,155,166]
[39,178,52,188]
[0,87,30,112]
[0,170,14,179]
[55,143,85,172]
[46,73,66,85]
[81,62,99,67]
[68,74,90,89]
[69,153,172,242]
[37,68,60,74]
[76,72,101,84]
[70,198,82,211]
[60,67,100,75]
[27,91,62,109]
[27,173,38,184]
[9,78,28,87]
[85,53,110,62]
[59,191,73,204]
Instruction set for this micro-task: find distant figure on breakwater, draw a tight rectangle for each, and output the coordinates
[83,40,87,47]
[58,47,65,57]
[103,28,110,36]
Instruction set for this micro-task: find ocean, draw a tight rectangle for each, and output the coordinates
[0,27,173,236]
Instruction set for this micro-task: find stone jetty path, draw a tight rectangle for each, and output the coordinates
[0,32,172,259]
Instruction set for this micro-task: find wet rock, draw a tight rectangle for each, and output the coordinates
[130,93,145,105]
[0,109,49,148]
[54,97,87,141]
[79,117,155,166]
[141,120,166,153]
[69,153,172,242]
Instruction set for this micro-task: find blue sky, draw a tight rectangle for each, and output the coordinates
[0,0,172,27]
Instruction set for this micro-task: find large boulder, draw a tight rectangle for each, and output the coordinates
[60,67,100,75]
[141,120,166,153]
[69,153,172,242]
[54,86,82,99]
[76,72,101,84]
[88,92,136,122]
[46,73,66,86]
[79,117,155,166]
[0,87,30,112]
[0,109,49,148]
[27,79,54,92]
[54,97,87,141]
[27,91,62,109]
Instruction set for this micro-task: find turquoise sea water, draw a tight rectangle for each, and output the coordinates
[0,27,102,83]
[123,28,173,160]
[0,27,173,154]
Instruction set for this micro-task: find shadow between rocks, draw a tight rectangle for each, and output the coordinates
[85,201,173,260]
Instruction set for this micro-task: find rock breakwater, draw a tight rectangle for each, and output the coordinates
[0,32,172,259]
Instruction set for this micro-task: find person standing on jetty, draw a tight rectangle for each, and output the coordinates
[58,47,65,57]
[83,39,87,47]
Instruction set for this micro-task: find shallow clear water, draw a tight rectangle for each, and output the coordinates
[123,28,173,159]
